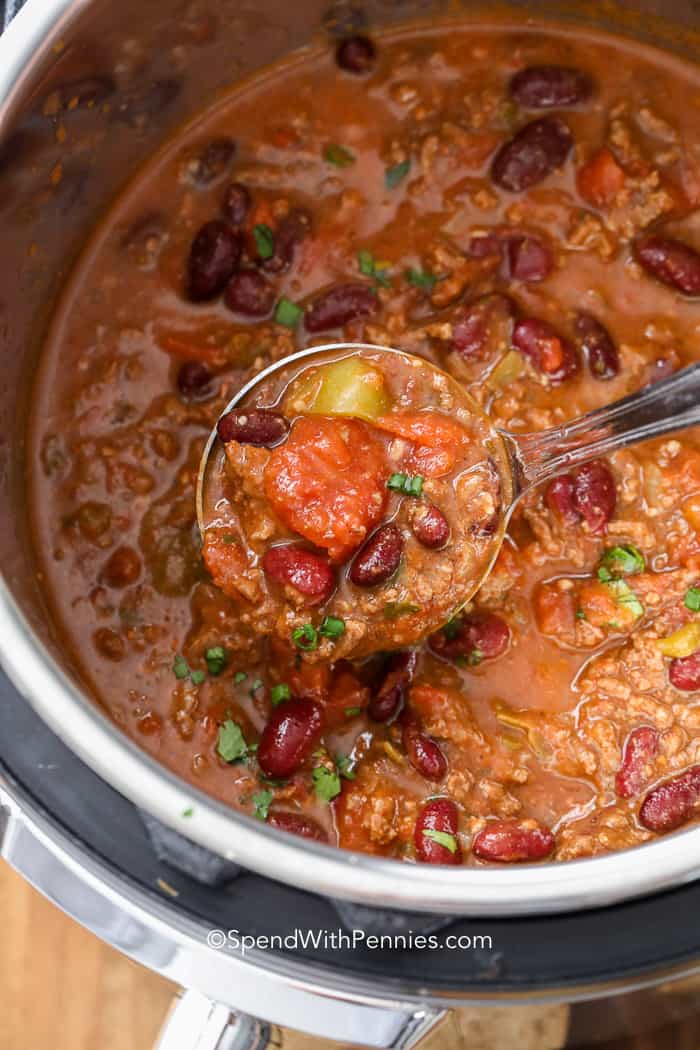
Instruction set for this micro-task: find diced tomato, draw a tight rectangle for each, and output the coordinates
[202,530,256,602]
[321,667,370,728]
[374,411,470,478]
[157,331,227,366]
[264,416,388,562]
[577,148,625,208]
[534,583,577,636]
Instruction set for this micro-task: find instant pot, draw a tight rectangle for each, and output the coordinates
[2,0,700,1045]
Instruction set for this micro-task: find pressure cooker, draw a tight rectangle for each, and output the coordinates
[1,0,700,1045]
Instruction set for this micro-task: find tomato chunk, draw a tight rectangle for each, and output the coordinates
[375,411,471,478]
[264,416,388,562]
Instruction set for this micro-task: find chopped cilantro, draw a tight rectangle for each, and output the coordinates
[270,682,291,706]
[599,544,645,578]
[222,534,237,545]
[385,158,410,189]
[292,623,319,651]
[336,755,356,780]
[422,828,457,854]
[173,654,189,680]
[253,223,275,259]
[358,249,392,288]
[406,267,438,290]
[190,669,206,686]
[319,616,346,640]
[345,706,361,717]
[205,645,228,676]
[323,142,355,168]
[275,297,304,328]
[234,671,247,684]
[467,648,483,666]
[312,765,341,802]
[575,609,586,620]
[605,578,644,622]
[387,472,424,497]
[217,720,248,763]
[249,678,264,695]
[686,587,700,612]
[252,789,274,821]
[443,617,461,641]
[181,806,194,818]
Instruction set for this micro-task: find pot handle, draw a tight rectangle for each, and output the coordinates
[154,988,446,1050]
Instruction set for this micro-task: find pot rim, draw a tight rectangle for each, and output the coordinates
[3,0,700,917]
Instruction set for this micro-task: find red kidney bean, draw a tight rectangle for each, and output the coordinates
[176,360,213,399]
[368,650,418,722]
[224,269,276,317]
[634,236,700,297]
[217,408,289,447]
[575,312,620,380]
[100,546,142,588]
[188,138,236,186]
[466,232,502,259]
[490,117,573,193]
[263,544,335,605]
[402,710,447,782]
[512,317,580,382]
[415,798,462,865]
[336,35,376,74]
[268,810,328,842]
[505,234,553,282]
[450,293,515,361]
[572,460,616,534]
[615,726,660,799]
[545,474,580,524]
[429,612,510,663]
[263,208,312,273]
[509,65,594,109]
[305,283,378,333]
[349,523,404,586]
[669,650,700,691]
[411,504,450,549]
[472,820,555,862]
[187,220,242,302]
[639,766,700,832]
[222,181,252,226]
[257,698,323,778]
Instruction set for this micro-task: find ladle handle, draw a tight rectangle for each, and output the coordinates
[504,362,700,492]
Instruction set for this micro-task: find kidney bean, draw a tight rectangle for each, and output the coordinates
[472,820,555,862]
[429,612,510,663]
[263,544,335,605]
[177,360,213,399]
[634,235,700,297]
[369,650,418,722]
[572,460,616,534]
[402,710,447,781]
[512,317,580,382]
[217,408,289,447]
[187,220,242,302]
[575,312,620,380]
[450,293,515,361]
[336,35,376,74]
[304,283,377,333]
[268,810,328,842]
[411,504,450,549]
[349,523,404,586]
[263,208,312,273]
[669,650,700,691]
[509,65,594,109]
[224,270,275,317]
[415,798,462,865]
[222,181,252,226]
[505,234,553,282]
[490,117,573,193]
[257,698,323,778]
[187,138,236,186]
[100,546,141,588]
[639,766,700,832]
[615,726,660,799]
[545,474,580,524]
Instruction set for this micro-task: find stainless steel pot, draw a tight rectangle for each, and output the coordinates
[0,0,699,941]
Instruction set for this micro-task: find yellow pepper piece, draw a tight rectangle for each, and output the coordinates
[286,356,390,423]
[657,621,700,658]
[382,740,405,765]
[487,350,525,390]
